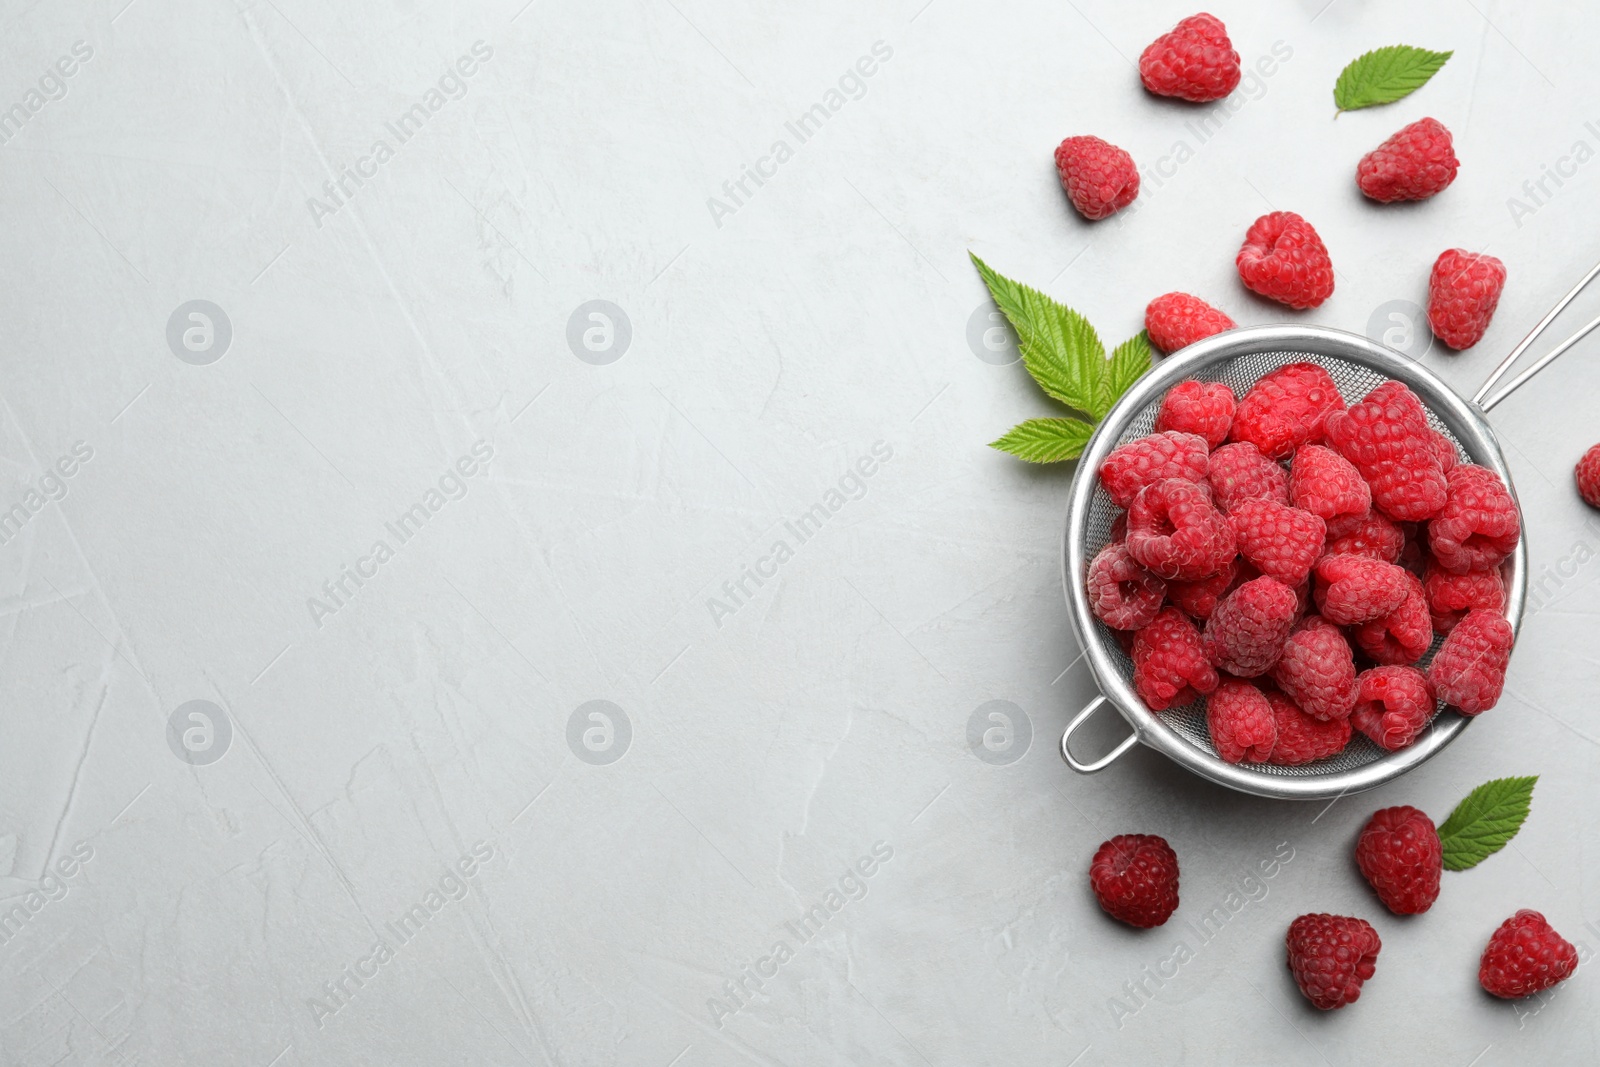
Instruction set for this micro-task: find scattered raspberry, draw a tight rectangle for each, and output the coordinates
[1267,689,1352,765]
[1272,616,1357,721]
[1314,554,1411,626]
[1576,444,1600,508]
[1236,212,1335,310]
[1206,676,1276,763]
[1208,441,1290,512]
[1090,834,1181,928]
[1228,498,1326,586]
[1087,543,1166,630]
[1424,559,1505,634]
[1351,571,1432,665]
[1154,380,1236,448]
[1429,429,1459,474]
[1286,913,1381,1010]
[1356,117,1459,203]
[1127,478,1236,580]
[1203,576,1298,677]
[1290,445,1370,521]
[1355,806,1443,915]
[1167,558,1238,620]
[1427,464,1520,574]
[1323,508,1403,563]
[1145,292,1237,354]
[1055,135,1140,221]
[1479,911,1580,999]
[1351,666,1436,751]
[1134,607,1219,710]
[1230,362,1345,459]
[1138,13,1242,102]
[1429,608,1513,714]
[1428,249,1507,350]
[1099,431,1210,508]
[1324,381,1448,521]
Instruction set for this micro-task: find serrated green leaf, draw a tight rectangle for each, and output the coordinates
[970,253,1105,415]
[989,417,1095,463]
[1098,331,1152,416]
[1334,45,1452,112]
[1437,776,1537,871]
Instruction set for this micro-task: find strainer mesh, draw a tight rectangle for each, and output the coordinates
[1084,349,1469,777]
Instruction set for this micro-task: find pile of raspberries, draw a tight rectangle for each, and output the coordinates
[1054,13,1505,350]
[1085,362,1520,763]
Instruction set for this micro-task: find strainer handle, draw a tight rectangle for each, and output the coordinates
[1060,695,1139,773]
[1474,256,1600,411]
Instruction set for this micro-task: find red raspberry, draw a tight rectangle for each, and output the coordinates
[1145,292,1236,354]
[1429,608,1513,714]
[1428,249,1506,350]
[1355,806,1442,914]
[1355,118,1459,203]
[1323,381,1448,521]
[1272,616,1356,721]
[1087,543,1166,630]
[1314,554,1411,626]
[1138,13,1241,102]
[1479,911,1580,999]
[1323,508,1403,562]
[1424,559,1505,634]
[1134,607,1219,710]
[1154,380,1235,448]
[1206,676,1276,763]
[1203,576,1298,678]
[1089,834,1180,928]
[1286,914,1381,1010]
[1427,465,1519,574]
[1351,571,1432,665]
[1267,689,1352,765]
[1208,441,1290,512]
[1167,557,1238,620]
[1351,666,1436,751]
[1054,135,1139,221]
[1126,478,1235,580]
[1228,498,1325,586]
[1429,429,1459,474]
[1290,445,1370,521]
[1576,443,1600,507]
[1397,523,1428,578]
[1236,212,1335,310]
[1099,431,1210,508]
[1230,363,1345,459]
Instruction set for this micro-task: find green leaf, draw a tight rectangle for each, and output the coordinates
[1334,45,1452,112]
[1098,331,1153,416]
[970,253,1105,415]
[1437,776,1537,871]
[989,417,1095,463]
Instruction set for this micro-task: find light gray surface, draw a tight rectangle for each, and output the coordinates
[1,0,1598,1064]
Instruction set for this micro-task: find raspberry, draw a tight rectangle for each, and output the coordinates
[1054,135,1139,221]
[1314,554,1411,626]
[1134,607,1219,710]
[1355,806,1442,914]
[1145,292,1236,354]
[1206,676,1276,763]
[1351,571,1432,665]
[1429,608,1513,714]
[1099,431,1210,508]
[1290,445,1370,521]
[1323,381,1448,521]
[1126,478,1235,580]
[1272,616,1356,721]
[1167,557,1238,620]
[1203,576,1298,677]
[1323,508,1403,563]
[1576,443,1600,508]
[1427,249,1507,350]
[1089,834,1180,928]
[1427,465,1520,574]
[1230,363,1344,459]
[1424,559,1505,634]
[1286,914,1381,1010]
[1138,13,1241,102]
[1351,666,1436,751]
[1207,441,1290,512]
[1087,543,1166,630]
[1154,380,1235,448]
[1479,911,1580,999]
[1236,212,1335,310]
[1397,523,1428,578]
[1429,429,1459,474]
[1267,689,1352,764]
[1355,117,1459,203]
[1228,499,1325,586]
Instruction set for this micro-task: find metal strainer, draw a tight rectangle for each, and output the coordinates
[1058,271,1600,799]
